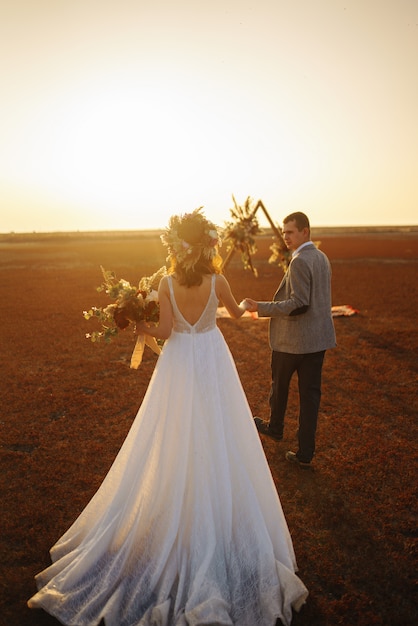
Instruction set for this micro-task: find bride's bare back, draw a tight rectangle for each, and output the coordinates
[171,274,212,325]
[139,273,245,341]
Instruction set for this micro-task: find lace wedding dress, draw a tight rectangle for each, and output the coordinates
[28,275,307,625]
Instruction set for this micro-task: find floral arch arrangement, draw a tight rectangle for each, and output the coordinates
[222,197,292,276]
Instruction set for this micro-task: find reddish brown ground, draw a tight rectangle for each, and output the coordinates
[0,231,417,625]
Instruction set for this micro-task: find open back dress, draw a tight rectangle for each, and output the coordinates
[28,274,307,626]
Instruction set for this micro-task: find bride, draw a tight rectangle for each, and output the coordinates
[28,208,307,625]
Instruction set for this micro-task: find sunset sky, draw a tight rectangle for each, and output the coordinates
[1,0,417,233]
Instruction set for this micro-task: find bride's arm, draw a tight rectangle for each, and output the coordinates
[137,276,173,340]
[215,274,248,319]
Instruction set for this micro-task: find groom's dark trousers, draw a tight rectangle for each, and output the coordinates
[269,350,325,463]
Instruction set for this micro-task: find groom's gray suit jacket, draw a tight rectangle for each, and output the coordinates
[257,243,336,354]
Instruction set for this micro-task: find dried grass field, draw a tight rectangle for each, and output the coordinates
[0,229,417,625]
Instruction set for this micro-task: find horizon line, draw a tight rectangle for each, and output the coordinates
[1,224,418,239]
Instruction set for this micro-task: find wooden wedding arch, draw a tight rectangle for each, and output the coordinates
[221,199,289,273]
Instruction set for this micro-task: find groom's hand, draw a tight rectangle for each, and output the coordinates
[242,298,258,313]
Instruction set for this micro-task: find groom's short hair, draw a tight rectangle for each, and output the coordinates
[283,212,310,232]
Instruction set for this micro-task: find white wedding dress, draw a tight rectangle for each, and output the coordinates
[28,275,308,626]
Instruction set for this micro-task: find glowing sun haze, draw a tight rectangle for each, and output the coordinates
[0,0,417,233]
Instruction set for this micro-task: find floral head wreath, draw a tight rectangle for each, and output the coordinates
[160,207,221,271]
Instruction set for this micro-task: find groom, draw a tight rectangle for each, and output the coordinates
[244,211,336,468]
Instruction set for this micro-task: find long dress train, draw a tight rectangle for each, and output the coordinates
[28,275,308,625]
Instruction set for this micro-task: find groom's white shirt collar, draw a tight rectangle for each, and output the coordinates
[292,241,313,257]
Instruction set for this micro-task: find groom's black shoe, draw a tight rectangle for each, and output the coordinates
[254,417,283,441]
[285,451,312,470]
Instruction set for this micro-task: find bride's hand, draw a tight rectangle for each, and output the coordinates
[242,298,258,313]
[134,321,149,335]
